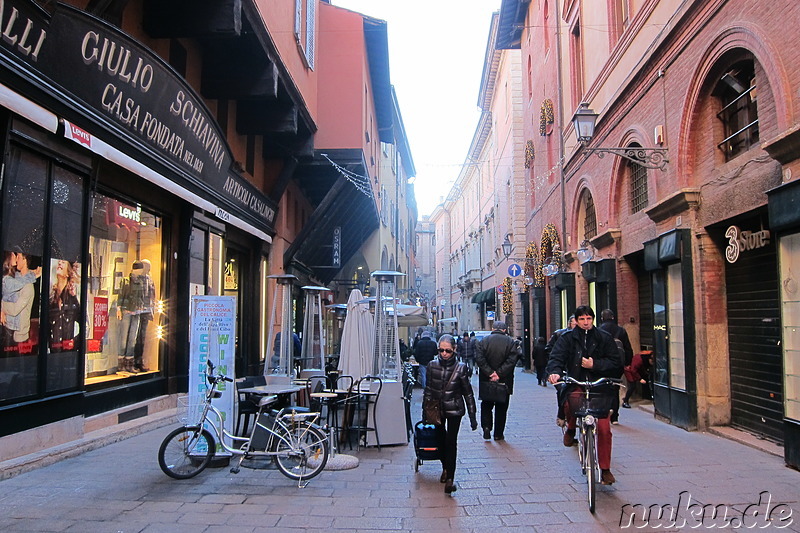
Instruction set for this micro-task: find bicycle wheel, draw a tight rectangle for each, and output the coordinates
[585,425,597,513]
[158,426,215,479]
[576,423,586,475]
[274,422,329,482]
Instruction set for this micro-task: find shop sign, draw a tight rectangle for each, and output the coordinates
[92,297,109,341]
[105,199,142,230]
[725,225,770,263]
[332,226,341,267]
[189,296,236,455]
[0,1,276,231]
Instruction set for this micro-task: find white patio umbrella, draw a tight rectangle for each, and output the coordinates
[337,289,374,380]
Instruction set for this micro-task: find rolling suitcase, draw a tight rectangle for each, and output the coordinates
[413,420,440,472]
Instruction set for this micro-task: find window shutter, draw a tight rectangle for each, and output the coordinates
[294,0,302,39]
[305,0,316,69]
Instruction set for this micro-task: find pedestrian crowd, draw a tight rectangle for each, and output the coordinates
[418,305,653,494]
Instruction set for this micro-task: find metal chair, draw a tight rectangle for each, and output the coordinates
[348,375,383,450]
[236,375,266,436]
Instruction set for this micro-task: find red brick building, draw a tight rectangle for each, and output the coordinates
[499,0,800,467]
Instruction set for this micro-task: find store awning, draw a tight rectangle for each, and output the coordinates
[471,288,496,304]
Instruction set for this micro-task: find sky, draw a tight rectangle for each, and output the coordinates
[332,0,502,217]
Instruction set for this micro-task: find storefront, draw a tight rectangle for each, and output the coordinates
[767,177,800,469]
[0,2,276,446]
[643,229,697,430]
[709,210,783,443]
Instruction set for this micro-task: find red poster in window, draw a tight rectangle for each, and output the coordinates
[93,297,109,341]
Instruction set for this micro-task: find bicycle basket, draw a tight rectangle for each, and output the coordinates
[567,390,615,419]
[177,395,205,426]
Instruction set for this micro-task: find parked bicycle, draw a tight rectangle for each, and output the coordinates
[556,374,622,513]
[158,361,329,487]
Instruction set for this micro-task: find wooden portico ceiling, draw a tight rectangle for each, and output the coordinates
[141,0,315,159]
[284,150,379,284]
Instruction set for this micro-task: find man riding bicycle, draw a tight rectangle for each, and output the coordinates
[547,305,623,485]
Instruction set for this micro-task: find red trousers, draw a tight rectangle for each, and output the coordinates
[564,389,612,470]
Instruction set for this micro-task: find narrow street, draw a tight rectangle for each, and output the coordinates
[1,368,797,532]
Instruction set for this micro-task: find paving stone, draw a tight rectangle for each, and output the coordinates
[0,369,798,532]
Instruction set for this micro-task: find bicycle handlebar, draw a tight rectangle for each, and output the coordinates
[205,360,234,383]
[555,375,622,388]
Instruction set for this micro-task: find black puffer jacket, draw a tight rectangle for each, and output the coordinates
[424,355,477,420]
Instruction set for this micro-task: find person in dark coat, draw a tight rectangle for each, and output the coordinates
[413,331,438,388]
[423,334,477,494]
[475,321,520,441]
[547,305,624,485]
[622,351,653,407]
[532,337,548,386]
[598,309,634,424]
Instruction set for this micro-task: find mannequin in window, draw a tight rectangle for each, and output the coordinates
[116,260,154,373]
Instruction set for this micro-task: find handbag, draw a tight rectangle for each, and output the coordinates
[422,365,459,426]
[480,380,509,403]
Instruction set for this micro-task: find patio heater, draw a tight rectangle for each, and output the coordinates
[299,285,329,377]
[366,270,409,446]
[371,270,405,379]
[264,274,297,382]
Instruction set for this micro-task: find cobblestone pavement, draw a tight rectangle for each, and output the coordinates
[1,368,798,532]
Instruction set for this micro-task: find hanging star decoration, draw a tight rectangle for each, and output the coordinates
[541,223,563,275]
[540,99,555,136]
[525,241,542,288]
[502,276,513,315]
[524,140,535,169]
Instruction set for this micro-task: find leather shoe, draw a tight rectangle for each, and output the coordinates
[483,428,491,440]
[601,469,616,485]
[440,470,448,483]
[493,434,504,441]
[563,429,576,447]
[444,479,457,493]
[622,402,631,408]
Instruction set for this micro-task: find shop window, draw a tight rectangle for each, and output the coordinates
[1,147,48,401]
[47,166,86,392]
[667,262,686,390]
[629,150,649,213]
[2,140,91,400]
[715,59,758,161]
[779,232,800,421]
[85,194,162,382]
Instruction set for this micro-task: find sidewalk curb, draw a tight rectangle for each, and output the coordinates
[0,409,176,481]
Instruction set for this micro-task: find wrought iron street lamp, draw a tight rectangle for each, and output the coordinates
[501,234,513,260]
[572,102,669,171]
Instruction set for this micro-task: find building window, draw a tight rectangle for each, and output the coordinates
[294,0,316,70]
[629,148,649,213]
[579,189,597,240]
[609,0,630,46]
[715,59,758,161]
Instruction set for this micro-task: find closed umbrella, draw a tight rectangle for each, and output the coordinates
[338,289,374,380]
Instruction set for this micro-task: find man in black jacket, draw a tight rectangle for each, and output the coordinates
[547,306,623,485]
[413,331,437,388]
[475,321,521,441]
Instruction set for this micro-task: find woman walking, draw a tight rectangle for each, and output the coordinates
[423,334,478,493]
